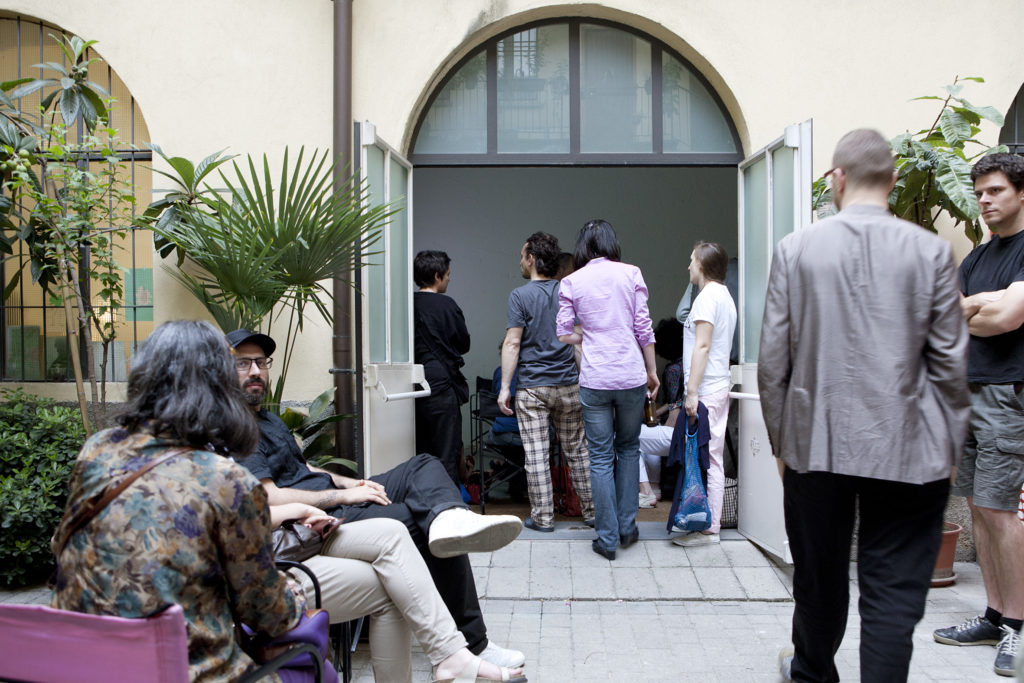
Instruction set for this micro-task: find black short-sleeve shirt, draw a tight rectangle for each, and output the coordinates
[236,410,335,491]
[959,229,1024,383]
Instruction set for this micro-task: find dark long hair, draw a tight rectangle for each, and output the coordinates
[116,320,259,457]
[573,219,621,270]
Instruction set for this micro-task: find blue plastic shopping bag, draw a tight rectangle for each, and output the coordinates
[673,422,711,532]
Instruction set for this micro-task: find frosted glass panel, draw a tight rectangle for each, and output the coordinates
[389,158,410,362]
[742,157,768,363]
[497,25,570,154]
[414,52,487,154]
[580,25,652,153]
[366,145,387,363]
[771,146,795,246]
[662,54,737,153]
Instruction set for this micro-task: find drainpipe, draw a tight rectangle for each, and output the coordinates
[331,0,361,473]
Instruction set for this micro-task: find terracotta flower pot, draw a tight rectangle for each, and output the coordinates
[931,521,962,588]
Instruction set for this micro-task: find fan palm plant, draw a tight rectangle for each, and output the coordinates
[148,146,393,408]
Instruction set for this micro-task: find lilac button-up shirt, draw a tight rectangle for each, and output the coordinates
[556,257,655,390]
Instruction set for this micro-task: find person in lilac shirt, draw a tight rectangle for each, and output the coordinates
[556,219,659,560]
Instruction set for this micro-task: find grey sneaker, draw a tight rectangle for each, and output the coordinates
[933,615,1002,646]
[1016,625,1024,679]
[994,625,1020,677]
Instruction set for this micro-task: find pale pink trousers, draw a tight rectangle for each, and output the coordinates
[701,385,731,534]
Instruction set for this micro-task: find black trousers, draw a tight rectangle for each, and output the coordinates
[329,452,487,653]
[415,386,463,486]
[783,467,948,683]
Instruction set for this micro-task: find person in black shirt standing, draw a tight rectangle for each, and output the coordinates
[934,153,1024,677]
[413,250,471,485]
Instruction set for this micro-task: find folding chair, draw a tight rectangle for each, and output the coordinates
[0,602,328,683]
[469,375,527,513]
[278,559,362,683]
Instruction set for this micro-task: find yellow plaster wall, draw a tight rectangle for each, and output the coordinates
[12,0,1024,400]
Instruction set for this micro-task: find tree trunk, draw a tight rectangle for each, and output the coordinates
[58,267,91,436]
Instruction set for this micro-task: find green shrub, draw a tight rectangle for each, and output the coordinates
[0,389,85,588]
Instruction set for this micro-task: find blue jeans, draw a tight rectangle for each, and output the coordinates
[579,384,645,550]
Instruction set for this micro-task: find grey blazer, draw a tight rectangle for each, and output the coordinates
[757,204,969,484]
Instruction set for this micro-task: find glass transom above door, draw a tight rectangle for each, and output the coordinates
[412,19,741,165]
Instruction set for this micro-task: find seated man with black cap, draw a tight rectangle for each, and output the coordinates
[226,328,526,669]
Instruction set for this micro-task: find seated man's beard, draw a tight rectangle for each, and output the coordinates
[243,378,266,406]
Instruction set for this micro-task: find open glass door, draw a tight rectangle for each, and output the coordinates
[355,121,428,475]
[734,120,812,563]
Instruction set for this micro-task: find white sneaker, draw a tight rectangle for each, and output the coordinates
[779,646,794,681]
[479,641,526,668]
[428,508,523,558]
[671,531,720,547]
[639,492,657,508]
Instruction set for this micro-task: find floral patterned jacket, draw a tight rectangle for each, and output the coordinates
[51,425,305,682]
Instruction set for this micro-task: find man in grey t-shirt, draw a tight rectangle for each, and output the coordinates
[498,232,594,530]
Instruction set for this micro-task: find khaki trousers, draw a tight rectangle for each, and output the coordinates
[292,518,466,682]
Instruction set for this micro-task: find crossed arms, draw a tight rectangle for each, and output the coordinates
[961,281,1024,337]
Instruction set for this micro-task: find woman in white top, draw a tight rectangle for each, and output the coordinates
[674,241,737,547]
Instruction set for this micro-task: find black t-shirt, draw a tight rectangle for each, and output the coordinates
[959,229,1024,383]
[413,291,470,397]
[237,409,335,491]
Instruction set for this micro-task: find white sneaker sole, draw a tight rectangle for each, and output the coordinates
[428,516,523,558]
[671,533,719,547]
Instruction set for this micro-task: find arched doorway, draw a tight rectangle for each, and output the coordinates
[409,18,743,391]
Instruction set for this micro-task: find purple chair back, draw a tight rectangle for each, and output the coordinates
[0,602,190,683]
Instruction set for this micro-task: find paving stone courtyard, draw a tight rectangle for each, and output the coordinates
[0,524,1003,681]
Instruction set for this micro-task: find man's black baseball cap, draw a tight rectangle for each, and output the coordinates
[226,329,276,357]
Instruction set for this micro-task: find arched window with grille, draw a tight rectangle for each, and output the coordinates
[1,14,153,383]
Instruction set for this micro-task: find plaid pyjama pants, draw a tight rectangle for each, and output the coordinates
[515,383,594,526]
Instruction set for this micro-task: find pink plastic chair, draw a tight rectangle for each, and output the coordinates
[0,602,332,683]
[0,602,190,682]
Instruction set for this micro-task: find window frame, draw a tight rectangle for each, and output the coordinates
[355,121,414,365]
[999,82,1024,156]
[410,18,743,166]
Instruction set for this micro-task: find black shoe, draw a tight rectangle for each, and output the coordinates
[591,539,615,560]
[620,529,639,548]
[934,616,1002,646]
[523,517,554,533]
[994,625,1020,677]
[584,518,595,528]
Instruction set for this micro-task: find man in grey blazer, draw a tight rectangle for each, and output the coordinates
[758,129,970,682]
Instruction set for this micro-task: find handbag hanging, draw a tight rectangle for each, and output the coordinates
[673,422,712,532]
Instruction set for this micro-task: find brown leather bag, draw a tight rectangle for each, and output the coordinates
[271,518,341,562]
